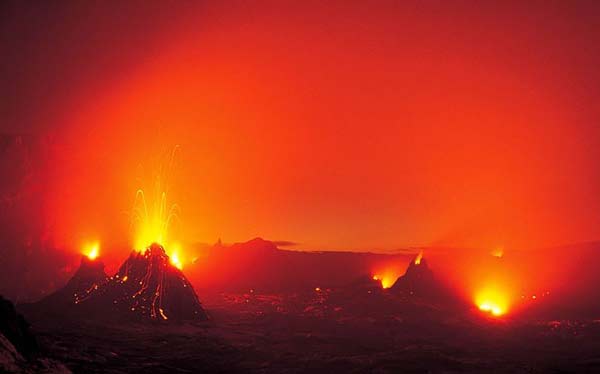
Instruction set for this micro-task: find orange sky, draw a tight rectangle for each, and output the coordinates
[3,1,600,255]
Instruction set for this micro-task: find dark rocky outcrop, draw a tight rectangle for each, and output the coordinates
[0,295,71,374]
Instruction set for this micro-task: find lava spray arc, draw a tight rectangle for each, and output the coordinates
[129,145,186,269]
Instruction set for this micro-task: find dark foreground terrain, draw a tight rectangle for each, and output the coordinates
[18,290,600,374]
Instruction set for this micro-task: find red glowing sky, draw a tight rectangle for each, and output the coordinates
[2,1,600,254]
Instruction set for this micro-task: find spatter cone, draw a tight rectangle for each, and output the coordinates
[90,243,208,321]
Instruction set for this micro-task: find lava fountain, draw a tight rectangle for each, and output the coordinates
[129,146,187,269]
[82,241,100,260]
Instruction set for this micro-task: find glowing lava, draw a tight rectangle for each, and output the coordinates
[475,288,508,317]
[478,302,503,316]
[414,251,423,265]
[129,146,188,270]
[131,188,180,253]
[82,241,100,260]
[372,272,397,289]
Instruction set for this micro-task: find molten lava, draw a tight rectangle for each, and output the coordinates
[129,147,190,270]
[478,302,503,316]
[131,188,181,259]
[475,288,508,317]
[372,271,398,289]
[82,241,100,260]
[414,251,423,265]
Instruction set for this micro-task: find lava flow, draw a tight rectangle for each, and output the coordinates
[99,242,206,321]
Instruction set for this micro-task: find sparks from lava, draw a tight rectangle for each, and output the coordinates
[82,241,100,260]
[130,145,186,269]
[131,187,180,255]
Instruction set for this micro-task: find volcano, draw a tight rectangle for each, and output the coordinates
[390,257,456,303]
[25,256,108,315]
[91,243,208,321]
[25,244,207,322]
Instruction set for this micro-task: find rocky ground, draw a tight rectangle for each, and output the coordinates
[0,296,71,374]
[17,290,600,374]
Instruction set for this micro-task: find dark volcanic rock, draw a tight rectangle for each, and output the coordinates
[347,274,385,294]
[390,257,456,304]
[53,256,108,306]
[1,296,71,374]
[391,257,434,294]
[0,295,38,358]
[19,256,109,320]
[80,243,208,322]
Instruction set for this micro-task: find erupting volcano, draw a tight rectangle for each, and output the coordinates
[4,1,600,372]
[28,243,207,322]
[390,254,455,304]
[97,243,207,321]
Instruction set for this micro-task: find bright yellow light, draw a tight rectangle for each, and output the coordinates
[131,188,186,269]
[414,251,423,265]
[372,273,396,289]
[475,287,508,317]
[129,147,188,270]
[169,244,184,270]
[132,189,180,253]
[82,241,100,260]
[478,302,503,316]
